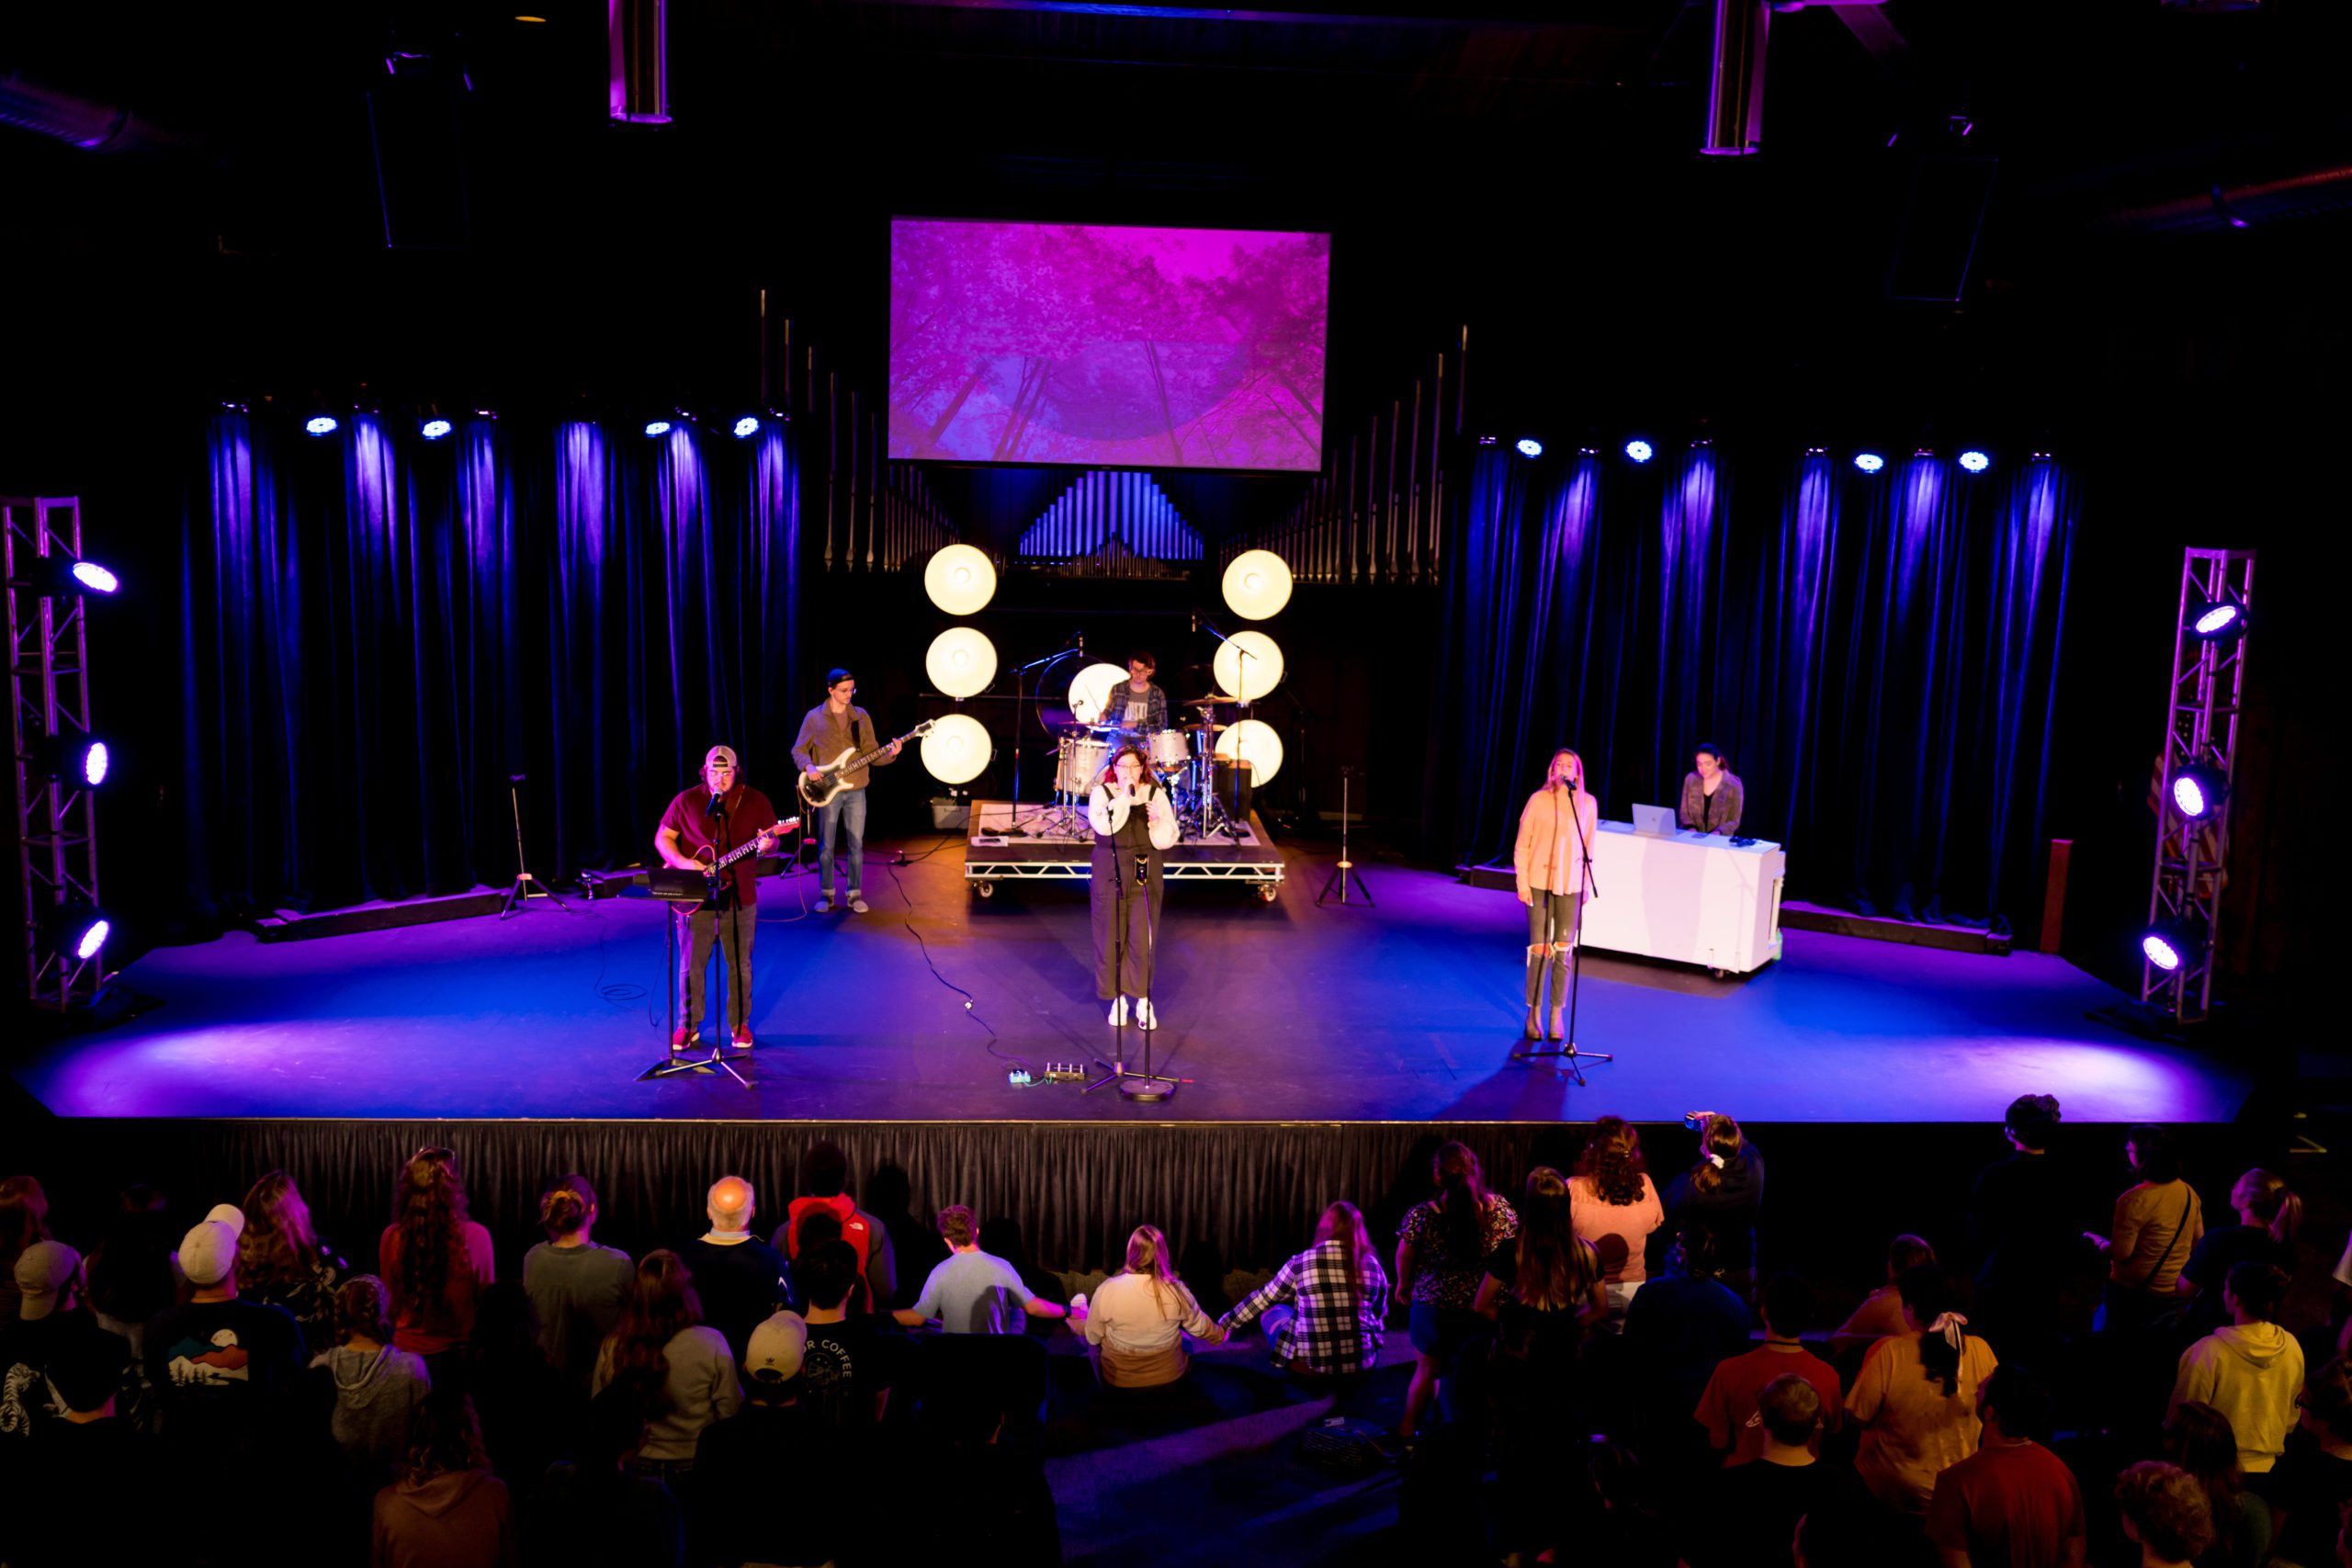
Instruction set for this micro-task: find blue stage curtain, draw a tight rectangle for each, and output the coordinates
[177,413,802,915]
[1433,444,2076,931]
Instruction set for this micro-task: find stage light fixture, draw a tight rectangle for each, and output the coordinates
[45,901,112,964]
[27,731,110,787]
[421,418,453,441]
[923,544,997,615]
[732,416,760,438]
[2187,601,2246,642]
[14,554,119,598]
[920,714,992,786]
[1958,449,1991,473]
[1212,631,1284,703]
[1516,437,1544,458]
[306,416,340,436]
[925,626,999,700]
[1625,439,1655,464]
[644,420,673,437]
[1220,549,1293,620]
[1067,661,1133,726]
[1854,452,1885,473]
[1214,719,1284,787]
[2168,763,2228,820]
[2140,916,2207,975]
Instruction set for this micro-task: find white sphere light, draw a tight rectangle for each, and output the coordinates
[1214,719,1284,786]
[1068,661,1132,725]
[923,543,997,615]
[925,626,998,699]
[1221,549,1293,620]
[1212,631,1284,702]
[921,713,991,785]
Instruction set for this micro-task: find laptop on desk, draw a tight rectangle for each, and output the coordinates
[1631,803,1677,838]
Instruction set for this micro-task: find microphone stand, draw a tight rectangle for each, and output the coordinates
[500,772,573,919]
[1088,782,1177,1100]
[1011,638,1080,834]
[1513,785,1612,1084]
[1086,782,1134,1093]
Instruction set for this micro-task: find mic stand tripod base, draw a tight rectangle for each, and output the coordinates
[1315,859,1373,907]
[1509,1039,1612,1087]
[501,872,573,920]
[640,889,752,1086]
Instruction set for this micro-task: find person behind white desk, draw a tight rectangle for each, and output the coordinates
[1513,749,1600,1043]
[1679,742,1745,836]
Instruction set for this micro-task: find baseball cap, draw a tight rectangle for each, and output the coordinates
[179,1217,243,1287]
[14,1240,83,1321]
[705,746,739,771]
[744,1311,808,1386]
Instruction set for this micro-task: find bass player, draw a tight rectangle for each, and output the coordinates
[793,668,901,914]
[656,745,787,1050]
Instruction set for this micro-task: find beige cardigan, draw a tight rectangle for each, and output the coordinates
[1513,786,1600,900]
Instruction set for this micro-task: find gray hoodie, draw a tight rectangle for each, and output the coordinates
[315,1343,432,1471]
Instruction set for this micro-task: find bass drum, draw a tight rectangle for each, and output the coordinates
[1055,733,1109,796]
[1146,728,1191,774]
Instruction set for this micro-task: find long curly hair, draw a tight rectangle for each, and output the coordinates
[1430,1142,1491,1261]
[600,1250,705,1426]
[1576,1117,1648,1207]
[1512,1167,1601,1313]
[391,1147,470,1322]
[1686,1114,1746,1199]
[239,1170,324,1295]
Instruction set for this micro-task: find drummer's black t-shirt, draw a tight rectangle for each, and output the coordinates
[1121,688,1151,726]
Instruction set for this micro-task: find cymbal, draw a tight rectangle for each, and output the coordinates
[1187,721,1228,734]
[1186,694,1240,706]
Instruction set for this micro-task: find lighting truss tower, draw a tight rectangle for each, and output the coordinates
[5,496,105,1010]
[2141,547,2254,1025]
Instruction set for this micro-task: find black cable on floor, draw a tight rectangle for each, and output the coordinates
[881,854,1033,1081]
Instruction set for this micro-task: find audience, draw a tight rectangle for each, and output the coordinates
[537,1384,687,1568]
[1222,1199,1392,1382]
[316,1274,431,1484]
[1832,1233,1940,1360]
[2177,1170,2301,1339]
[84,1181,176,1356]
[797,1238,895,1428]
[2162,1399,2272,1568]
[379,1146,498,1375]
[371,1389,516,1568]
[591,1250,740,1486]
[2272,1356,2352,1568]
[674,1176,792,1363]
[893,1204,1072,1334]
[2170,1261,2306,1476]
[772,1140,897,1308]
[1396,1140,1520,1439]
[1846,1265,2000,1513]
[2089,1125,2206,1336]
[865,1161,949,1311]
[980,1214,1071,1320]
[6,1317,163,1567]
[462,1281,582,1493]
[1568,1117,1666,1322]
[521,1174,634,1385]
[0,1174,53,1322]
[1968,1093,2082,1354]
[1696,1374,1856,1568]
[1663,1110,1766,1297]
[238,1169,348,1356]
[1624,1224,1755,1438]
[693,1312,841,1566]
[2,1239,134,1441]
[2115,1461,2217,1568]
[1075,1223,1226,1389]
[1697,1273,1844,1466]
[1922,1365,2086,1568]
[145,1208,308,1484]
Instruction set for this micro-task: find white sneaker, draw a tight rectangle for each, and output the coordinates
[1136,998,1158,1031]
[1108,997,1128,1025]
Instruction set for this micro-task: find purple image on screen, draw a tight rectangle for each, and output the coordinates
[889,220,1329,471]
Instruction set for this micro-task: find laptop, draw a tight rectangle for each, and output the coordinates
[1631,803,1677,838]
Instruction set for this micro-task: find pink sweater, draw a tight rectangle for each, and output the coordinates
[1567,1173,1666,1284]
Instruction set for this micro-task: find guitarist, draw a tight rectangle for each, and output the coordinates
[792,669,901,915]
[656,745,786,1050]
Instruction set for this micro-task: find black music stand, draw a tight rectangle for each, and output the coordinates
[640,868,752,1086]
[1511,793,1612,1085]
[1316,767,1374,906]
[499,773,574,920]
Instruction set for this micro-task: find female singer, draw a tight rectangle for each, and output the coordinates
[1090,745,1180,1028]
[1679,742,1744,835]
[1512,749,1600,1041]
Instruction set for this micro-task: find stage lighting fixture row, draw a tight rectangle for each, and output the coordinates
[421,419,453,440]
[1958,449,1991,473]
[1221,549,1293,620]
[1068,662,1133,726]
[1212,631,1283,704]
[1854,452,1885,474]
[1215,719,1285,787]
[2141,916,2207,975]
[305,415,340,435]
[926,626,998,700]
[732,416,761,438]
[13,555,119,598]
[44,901,111,964]
[2168,763,2229,821]
[921,713,991,786]
[27,731,110,787]
[1625,439,1655,464]
[1516,438,1544,457]
[923,544,997,615]
[2188,601,2247,643]
[644,420,673,437]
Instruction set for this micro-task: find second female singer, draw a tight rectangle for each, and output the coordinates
[1089,745,1181,1028]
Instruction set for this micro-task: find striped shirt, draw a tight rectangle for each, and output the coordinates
[1219,1239,1391,1376]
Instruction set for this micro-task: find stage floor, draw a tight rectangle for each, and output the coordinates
[15,840,2249,1125]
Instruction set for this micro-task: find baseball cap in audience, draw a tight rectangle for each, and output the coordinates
[744,1311,807,1385]
[179,1219,242,1287]
[15,1240,83,1321]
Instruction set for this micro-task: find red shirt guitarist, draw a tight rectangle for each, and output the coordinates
[656,745,787,1051]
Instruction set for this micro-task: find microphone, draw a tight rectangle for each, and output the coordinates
[706,792,727,817]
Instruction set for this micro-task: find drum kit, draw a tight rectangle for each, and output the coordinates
[1035,673,1250,840]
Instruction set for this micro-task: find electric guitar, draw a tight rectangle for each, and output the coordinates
[685,815,802,905]
[797,719,935,809]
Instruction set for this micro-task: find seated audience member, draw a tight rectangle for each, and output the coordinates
[2162,1400,2272,1568]
[314,1274,431,1484]
[695,1312,840,1566]
[2177,1169,2301,1340]
[537,1384,686,1568]
[1221,1200,1391,1382]
[893,1205,1071,1335]
[675,1176,792,1363]
[1846,1266,2000,1513]
[592,1250,740,1484]
[237,1169,348,1357]
[1396,1141,1520,1439]
[2271,1356,2352,1568]
[8,1322,163,1568]
[463,1281,583,1492]
[773,1140,896,1307]
[2087,1125,2204,1336]
[379,1146,499,1371]
[1664,1111,1767,1295]
[797,1239,895,1429]
[1832,1234,1939,1361]
[1625,1225,1756,1446]
[1697,1273,1844,1466]
[85,1183,176,1357]
[145,1211,307,1478]
[2113,1461,2217,1568]
[1,1241,134,1442]
[1696,1374,1858,1568]
[371,1390,516,1568]
[2169,1262,2304,1475]
[1075,1224,1225,1389]
[522,1174,634,1385]
[1923,1365,2087,1568]
[1567,1117,1665,1323]
[0,1174,51,1322]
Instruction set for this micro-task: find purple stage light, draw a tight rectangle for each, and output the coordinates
[1854,452,1885,473]
[83,740,110,787]
[70,560,119,594]
[2142,931,2182,972]
[2191,603,2242,638]
[732,416,760,438]
[2168,764,2225,819]
[421,419,452,440]
[1958,449,1991,472]
[305,416,340,435]
[1516,438,1544,457]
[2172,775,2209,818]
[74,919,109,962]
[1625,439,1655,464]
[644,420,673,437]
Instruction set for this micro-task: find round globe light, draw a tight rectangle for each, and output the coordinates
[1067,661,1133,726]
[923,544,997,615]
[1212,631,1284,703]
[925,627,999,699]
[921,714,992,785]
[1221,549,1293,620]
[1214,718,1285,786]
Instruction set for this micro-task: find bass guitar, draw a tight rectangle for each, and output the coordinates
[798,720,935,809]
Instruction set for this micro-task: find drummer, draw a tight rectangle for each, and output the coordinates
[1110,650,1169,733]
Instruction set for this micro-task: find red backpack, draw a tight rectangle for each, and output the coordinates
[786,1193,873,1274]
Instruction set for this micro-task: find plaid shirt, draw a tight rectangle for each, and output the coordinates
[1219,1239,1390,1375]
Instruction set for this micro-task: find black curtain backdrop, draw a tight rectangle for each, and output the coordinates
[177,412,805,915]
[1430,444,2077,932]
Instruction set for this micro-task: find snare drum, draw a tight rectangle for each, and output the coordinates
[1147,728,1191,773]
[1056,734,1109,796]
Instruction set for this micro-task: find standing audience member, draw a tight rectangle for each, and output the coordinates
[592,1250,740,1485]
[1664,1111,1767,1296]
[2,1242,133,1441]
[1968,1094,2082,1356]
[1568,1117,1667,1322]
[315,1275,432,1485]
[866,1162,949,1311]
[1696,1273,1845,1467]
[893,1205,1072,1335]
[462,1281,582,1494]
[2161,1400,2272,1568]
[674,1176,792,1363]
[2177,1169,2301,1339]
[1846,1267,2000,1514]
[85,1182,176,1357]
[2271,1356,2352,1568]
[2169,1262,2305,1476]
[1694,1375,1854,1568]
[694,1313,840,1567]
[0,1174,52,1322]
[1832,1235,1940,1361]
[537,1385,686,1568]
[145,1210,307,1478]
[1922,1365,2087,1568]
[2113,1461,2216,1568]
[797,1239,895,1430]
[1625,1226,1757,1452]
[370,1390,516,1568]
[379,1146,498,1377]
[1074,1223,1225,1389]
[7,1325,162,1568]
[2087,1125,2204,1335]
[238,1170,348,1356]
[1221,1200,1391,1383]
[521,1175,634,1385]
[773,1141,897,1307]
[1396,1141,1520,1440]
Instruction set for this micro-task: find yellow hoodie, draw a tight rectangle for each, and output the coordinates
[2169,1322,2307,1472]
